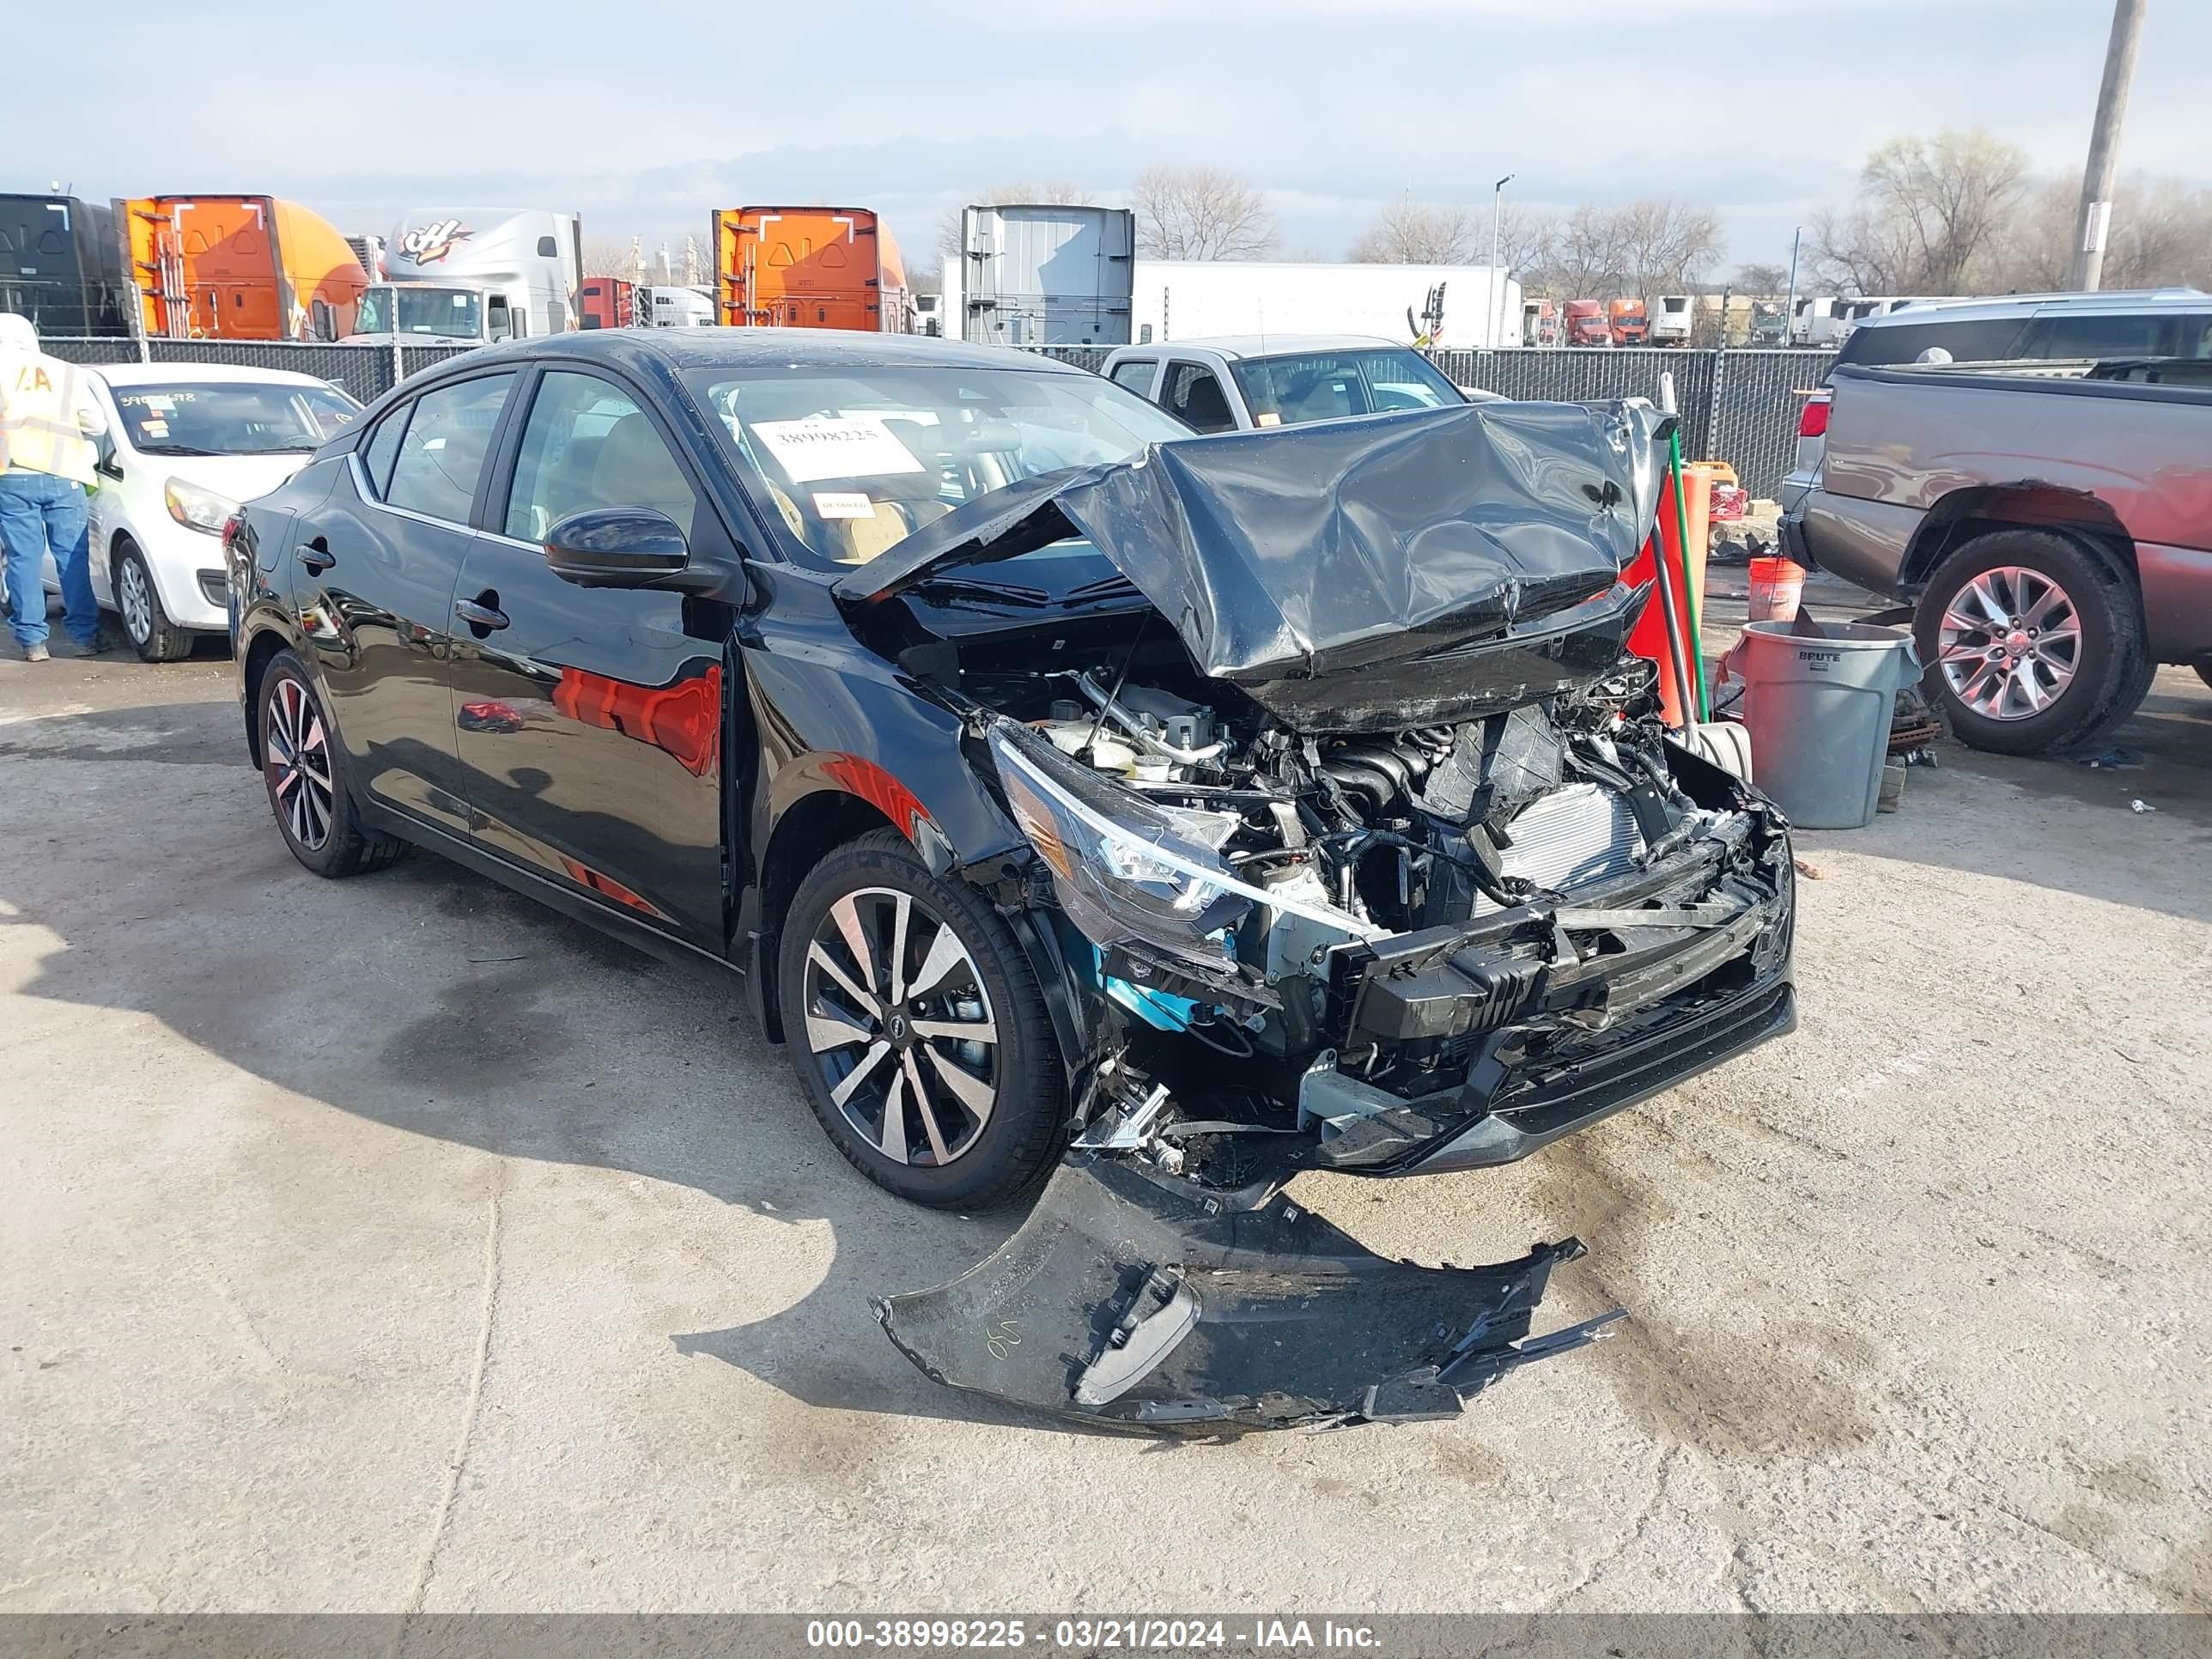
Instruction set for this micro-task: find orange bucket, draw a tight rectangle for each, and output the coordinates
[1747,556,1807,623]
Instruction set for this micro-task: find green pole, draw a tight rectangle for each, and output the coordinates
[1667,427,1712,721]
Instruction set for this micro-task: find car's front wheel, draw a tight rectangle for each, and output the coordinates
[779,829,1064,1209]
[258,649,405,878]
[1912,529,2149,757]
[113,540,192,662]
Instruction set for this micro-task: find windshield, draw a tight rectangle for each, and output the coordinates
[684,364,1189,569]
[1230,349,1462,428]
[112,381,361,456]
[355,285,484,338]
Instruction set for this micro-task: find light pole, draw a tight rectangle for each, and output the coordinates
[2068,0,2148,290]
[1491,173,1515,347]
[1784,226,1802,345]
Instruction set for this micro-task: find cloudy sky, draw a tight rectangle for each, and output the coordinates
[9,0,2206,281]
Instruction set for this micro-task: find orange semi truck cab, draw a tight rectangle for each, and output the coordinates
[118,195,369,341]
[712,206,909,331]
[1608,297,1650,346]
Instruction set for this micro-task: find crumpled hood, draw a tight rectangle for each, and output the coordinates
[838,398,1671,728]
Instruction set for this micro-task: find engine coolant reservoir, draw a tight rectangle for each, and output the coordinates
[1031,720,1139,774]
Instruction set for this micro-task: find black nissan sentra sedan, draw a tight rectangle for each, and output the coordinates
[227,329,1796,1431]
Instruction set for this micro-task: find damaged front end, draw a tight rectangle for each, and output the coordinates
[854,398,1796,1431]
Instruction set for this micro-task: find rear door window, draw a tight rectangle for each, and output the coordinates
[1164,362,1236,433]
[2020,311,2177,360]
[381,373,516,525]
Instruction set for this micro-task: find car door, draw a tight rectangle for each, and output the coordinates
[446,365,728,947]
[1160,360,1239,433]
[295,368,519,836]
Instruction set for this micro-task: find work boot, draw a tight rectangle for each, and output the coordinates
[50,636,104,659]
[22,641,50,662]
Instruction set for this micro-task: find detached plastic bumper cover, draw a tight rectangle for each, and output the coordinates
[876,1154,1620,1432]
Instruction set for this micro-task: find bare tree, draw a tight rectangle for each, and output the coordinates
[1497,202,1560,288]
[1348,200,1480,264]
[1611,198,1725,295]
[580,235,647,281]
[1989,172,2212,293]
[936,180,1097,264]
[1733,261,1790,295]
[1810,129,2031,293]
[1130,165,1279,260]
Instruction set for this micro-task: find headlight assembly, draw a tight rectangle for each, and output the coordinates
[166,477,241,536]
[988,720,1380,969]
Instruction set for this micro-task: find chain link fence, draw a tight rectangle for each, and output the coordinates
[39,337,478,407]
[36,337,1835,499]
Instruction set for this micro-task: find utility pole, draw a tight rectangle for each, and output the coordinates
[2067,0,2148,291]
[1491,173,1514,348]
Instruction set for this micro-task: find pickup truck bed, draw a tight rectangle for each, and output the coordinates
[1786,363,2212,754]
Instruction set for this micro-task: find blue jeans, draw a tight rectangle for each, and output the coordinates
[0,471,98,648]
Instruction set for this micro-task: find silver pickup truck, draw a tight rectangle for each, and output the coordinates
[1784,362,2212,755]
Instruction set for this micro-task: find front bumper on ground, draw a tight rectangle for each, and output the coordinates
[878,1155,1620,1432]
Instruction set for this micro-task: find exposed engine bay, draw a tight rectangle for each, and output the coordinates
[854,398,1797,1431]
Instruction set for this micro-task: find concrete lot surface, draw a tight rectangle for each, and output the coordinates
[2,645,2207,1614]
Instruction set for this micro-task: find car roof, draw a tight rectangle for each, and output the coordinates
[1853,288,2210,330]
[91,361,337,388]
[1121,334,1408,361]
[464,326,1093,377]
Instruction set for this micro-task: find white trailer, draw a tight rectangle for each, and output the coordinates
[1129,260,1521,349]
[1650,294,1694,343]
[375,208,583,340]
[639,285,715,327]
[944,204,1135,345]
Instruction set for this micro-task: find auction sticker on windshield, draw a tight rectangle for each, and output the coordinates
[752,415,927,484]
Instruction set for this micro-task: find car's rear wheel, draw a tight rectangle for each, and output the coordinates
[258,649,404,878]
[114,541,192,662]
[1912,529,2148,757]
[779,829,1063,1209]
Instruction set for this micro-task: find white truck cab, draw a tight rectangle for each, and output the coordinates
[1099,335,1494,433]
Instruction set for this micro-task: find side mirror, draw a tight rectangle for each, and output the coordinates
[94,434,123,479]
[544,507,695,589]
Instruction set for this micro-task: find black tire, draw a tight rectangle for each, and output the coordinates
[779,828,1064,1209]
[113,540,193,663]
[258,650,405,878]
[1912,529,2148,757]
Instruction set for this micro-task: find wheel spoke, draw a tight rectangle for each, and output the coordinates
[807,940,881,1017]
[829,896,879,996]
[906,922,969,1000]
[887,894,912,1004]
[911,1013,998,1045]
[286,787,309,844]
[922,1042,995,1129]
[902,1050,952,1164]
[877,1066,909,1164]
[2011,663,2048,712]
[1966,577,2011,629]
[804,1006,873,1054]
[829,1039,892,1109]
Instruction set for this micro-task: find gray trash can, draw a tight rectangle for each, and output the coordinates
[1718,621,1922,829]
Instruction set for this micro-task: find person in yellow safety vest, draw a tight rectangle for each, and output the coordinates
[0,313,111,662]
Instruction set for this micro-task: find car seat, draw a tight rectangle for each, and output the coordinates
[590,413,697,539]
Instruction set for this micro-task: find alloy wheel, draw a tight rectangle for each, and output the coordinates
[118,555,154,645]
[1936,565,2081,721]
[801,886,1000,1167]
[265,676,336,851]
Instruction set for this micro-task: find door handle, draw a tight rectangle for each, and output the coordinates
[296,543,335,574]
[454,597,508,632]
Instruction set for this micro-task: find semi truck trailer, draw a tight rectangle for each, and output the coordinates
[712,206,910,331]
[117,194,368,341]
[941,204,1134,345]
[0,193,131,336]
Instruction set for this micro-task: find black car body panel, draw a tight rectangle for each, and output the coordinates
[227,330,1796,1433]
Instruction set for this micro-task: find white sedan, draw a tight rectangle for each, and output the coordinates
[51,363,360,661]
